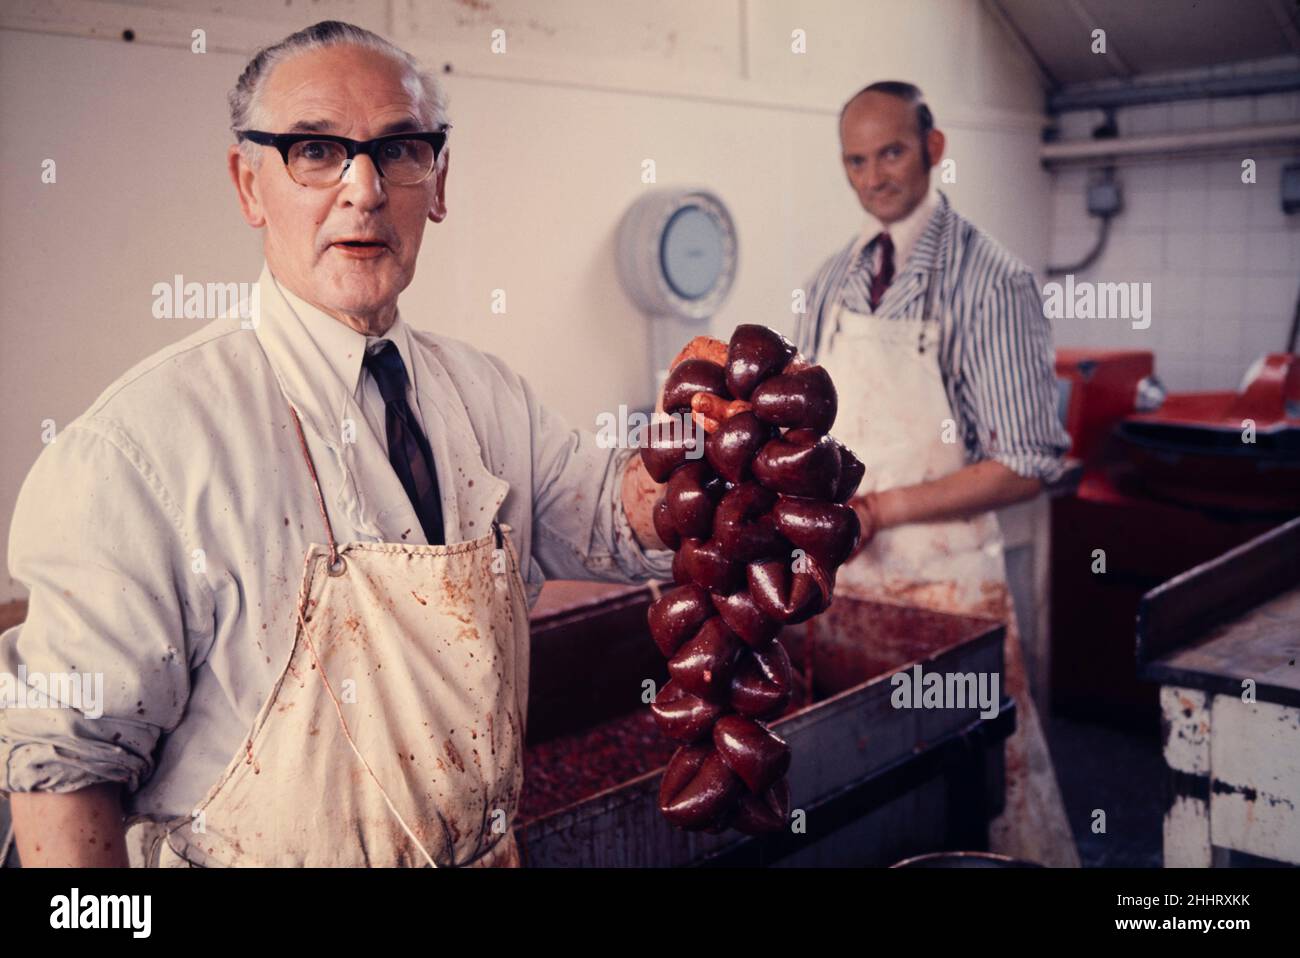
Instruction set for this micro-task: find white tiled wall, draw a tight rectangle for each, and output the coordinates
[1046,62,1300,393]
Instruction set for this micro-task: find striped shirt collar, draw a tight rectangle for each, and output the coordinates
[855,187,942,273]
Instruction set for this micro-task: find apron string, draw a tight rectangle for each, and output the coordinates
[287,403,342,571]
[918,264,942,355]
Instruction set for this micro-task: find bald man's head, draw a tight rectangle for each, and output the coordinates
[839,81,944,225]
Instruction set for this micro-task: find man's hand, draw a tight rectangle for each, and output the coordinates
[622,451,668,550]
[846,493,882,558]
[9,783,130,867]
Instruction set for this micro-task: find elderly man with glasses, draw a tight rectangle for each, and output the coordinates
[1,20,691,868]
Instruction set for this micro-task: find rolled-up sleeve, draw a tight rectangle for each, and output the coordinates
[1,418,211,795]
[519,377,673,585]
[962,270,1071,483]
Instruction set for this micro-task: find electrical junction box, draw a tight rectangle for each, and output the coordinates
[1282,162,1300,215]
[1086,179,1123,217]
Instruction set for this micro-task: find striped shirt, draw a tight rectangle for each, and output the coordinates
[795,191,1071,483]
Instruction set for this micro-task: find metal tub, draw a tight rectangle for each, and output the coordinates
[517,585,1012,867]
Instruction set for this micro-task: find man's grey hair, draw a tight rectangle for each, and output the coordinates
[229,20,450,167]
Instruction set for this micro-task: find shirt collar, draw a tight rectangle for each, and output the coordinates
[251,262,511,545]
[857,186,941,270]
[274,273,419,401]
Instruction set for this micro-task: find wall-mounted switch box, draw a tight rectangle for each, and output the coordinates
[1282,162,1300,215]
[1086,179,1123,217]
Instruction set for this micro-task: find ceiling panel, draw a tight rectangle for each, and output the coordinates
[993,0,1300,85]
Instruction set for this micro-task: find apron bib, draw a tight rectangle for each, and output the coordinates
[819,269,1007,613]
[126,401,531,867]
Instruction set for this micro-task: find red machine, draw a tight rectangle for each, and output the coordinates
[1055,348,1154,463]
[1050,350,1300,728]
[1115,354,1300,512]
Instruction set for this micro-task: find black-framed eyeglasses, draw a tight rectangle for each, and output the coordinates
[235,127,451,187]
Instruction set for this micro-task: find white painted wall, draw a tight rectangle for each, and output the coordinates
[1,0,1051,600]
[1045,58,1300,393]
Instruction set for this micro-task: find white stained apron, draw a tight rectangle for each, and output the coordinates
[126,401,531,867]
[819,270,1080,868]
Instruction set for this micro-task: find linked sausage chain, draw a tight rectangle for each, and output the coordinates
[642,324,865,834]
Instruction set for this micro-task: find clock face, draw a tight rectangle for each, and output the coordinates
[660,204,726,300]
[615,188,737,322]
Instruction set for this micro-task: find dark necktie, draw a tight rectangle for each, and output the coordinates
[869,231,895,311]
[362,340,445,545]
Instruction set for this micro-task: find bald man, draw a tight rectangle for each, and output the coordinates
[795,81,1077,867]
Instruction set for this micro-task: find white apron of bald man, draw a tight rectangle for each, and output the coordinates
[795,82,1079,867]
[0,21,682,868]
